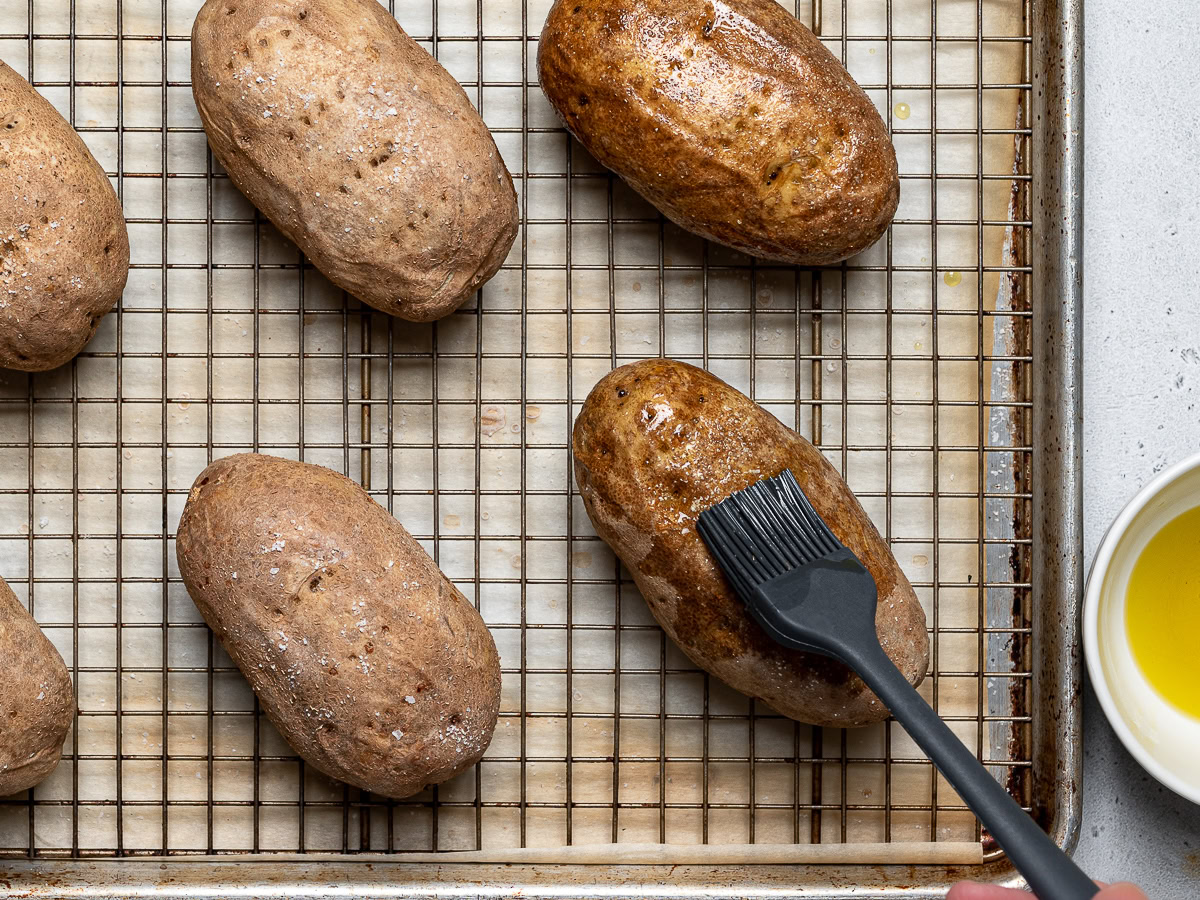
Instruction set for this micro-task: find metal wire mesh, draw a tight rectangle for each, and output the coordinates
[0,0,1033,860]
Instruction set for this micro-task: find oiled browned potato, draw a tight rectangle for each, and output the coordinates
[176,453,501,799]
[0,61,129,371]
[572,360,928,727]
[0,574,74,795]
[538,0,898,266]
[191,0,518,322]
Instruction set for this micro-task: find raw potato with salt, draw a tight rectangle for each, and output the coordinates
[0,61,129,371]
[573,360,928,727]
[538,0,899,265]
[0,574,75,795]
[176,454,502,799]
[190,0,518,322]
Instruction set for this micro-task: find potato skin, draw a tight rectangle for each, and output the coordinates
[572,360,928,727]
[538,0,898,265]
[176,454,501,799]
[0,575,74,795]
[0,61,129,371]
[191,0,518,322]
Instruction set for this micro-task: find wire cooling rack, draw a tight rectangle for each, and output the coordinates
[0,0,1037,864]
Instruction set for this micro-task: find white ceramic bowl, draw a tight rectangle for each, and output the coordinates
[1084,451,1200,805]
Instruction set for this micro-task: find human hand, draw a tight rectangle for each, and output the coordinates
[946,881,1148,899]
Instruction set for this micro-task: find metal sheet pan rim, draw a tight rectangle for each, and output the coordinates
[0,858,1024,899]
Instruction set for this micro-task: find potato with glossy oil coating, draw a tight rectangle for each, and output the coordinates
[190,0,518,322]
[538,0,898,266]
[0,574,75,795]
[0,61,129,371]
[176,453,502,799]
[572,360,928,728]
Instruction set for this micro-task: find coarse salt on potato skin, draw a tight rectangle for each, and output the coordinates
[176,453,502,799]
[0,574,75,796]
[538,0,899,266]
[572,360,928,728]
[190,0,518,322]
[0,61,129,372]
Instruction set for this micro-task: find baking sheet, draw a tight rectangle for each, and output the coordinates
[0,0,1032,859]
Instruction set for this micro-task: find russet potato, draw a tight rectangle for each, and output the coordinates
[573,359,928,727]
[176,453,502,799]
[191,0,518,321]
[539,0,899,265]
[0,574,74,795]
[0,61,129,371]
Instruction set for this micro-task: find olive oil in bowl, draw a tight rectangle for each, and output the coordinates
[1125,504,1200,720]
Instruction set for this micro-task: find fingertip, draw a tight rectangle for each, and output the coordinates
[1098,882,1150,900]
[944,883,989,900]
[946,883,1028,900]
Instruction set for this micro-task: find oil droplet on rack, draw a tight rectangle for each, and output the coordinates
[510,423,520,433]
[443,514,461,528]
[526,406,541,422]
[510,554,522,570]
[572,551,593,570]
[912,554,929,567]
[893,102,911,120]
[480,510,490,521]
[632,281,642,293]
[477,405,506,437]
[944,271,963,287]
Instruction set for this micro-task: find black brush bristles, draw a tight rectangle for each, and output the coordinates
[697,470,845,599]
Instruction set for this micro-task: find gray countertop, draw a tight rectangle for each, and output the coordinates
[1073,1,1200,895]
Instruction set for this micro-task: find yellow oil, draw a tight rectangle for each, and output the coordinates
[944,271,963,287]
[1125,504,1200,720]
[893,102,911,121]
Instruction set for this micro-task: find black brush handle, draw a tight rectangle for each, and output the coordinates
[842,641,1098,900]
